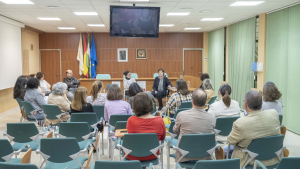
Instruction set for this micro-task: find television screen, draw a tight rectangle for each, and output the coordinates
[110,6,160,38]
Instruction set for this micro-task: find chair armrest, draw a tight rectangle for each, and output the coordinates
[254,160,267,169]
[21,148,32,164]
[149,163,153,169]
[166,131,177,140]
[176,163,183,169]
[67,117,71,122]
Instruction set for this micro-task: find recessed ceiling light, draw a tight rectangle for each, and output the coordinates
[58,27,75,30]
[159,24,174,27]
[0,0,34,4]
[120,0,149,1]
[74,12,98,16]
[88,24,105,27]
[201,18,224,21]
[199,10,210,13]
[184,28,201,30]
[167,12,190,16]
[179,8,193,10]
[38,18,61,20]
[230,1,265,6]
[46,5,60,8]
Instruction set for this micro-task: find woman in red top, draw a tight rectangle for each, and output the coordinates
[126,92,166,161]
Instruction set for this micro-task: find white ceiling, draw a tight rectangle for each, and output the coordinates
[0,0,299,33]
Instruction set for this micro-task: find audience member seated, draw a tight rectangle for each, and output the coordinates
[202,79,215,110]
[173,88,216,164]
[261,81,283,115]
[123,70,136,96]
[200,73,210,89]
[36,72,51,96]
[47,82,71,125]
[227,90,282,167]
[70,87,93,114]
[166,79,192,117]
[24,78,45,120]
[86,81,107,105]
[208,84,240,118]
[63,69,80,102]
[126,92,166,161]
[128,82,156,108]
[13,77,28,101]
[151,68,172,111]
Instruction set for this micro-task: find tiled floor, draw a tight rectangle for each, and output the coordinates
[0,107,299,168]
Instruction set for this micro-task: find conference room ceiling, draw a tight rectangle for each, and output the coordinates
[0,0,299,33]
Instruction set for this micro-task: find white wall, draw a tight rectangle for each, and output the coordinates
[0,17,24,90]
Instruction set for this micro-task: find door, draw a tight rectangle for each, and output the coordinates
[41,50,61,87]
[184,50,202,77]
[22,49,29,75]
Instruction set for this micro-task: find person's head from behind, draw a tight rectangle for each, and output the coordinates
[128,82,143,97]
[13,77,28,99]
[219,84,232,108]
[36,72,45,81]
[176,79,190,95]
[71,87,88,111]
[263,82,282,102]
[107,84,123,101]
[26,78,40,89]
[203,79,213,90]
[29,74,36,78]
[158,68,164,78]
[66,70,73,78]
[91,81,103,101]
[191,88,207,108]
[132,92,153,117]
[19,75,30,79]
[244,90,262,113]
[52,82,68,96]
[200,73,210,81]
[123,71,131,79]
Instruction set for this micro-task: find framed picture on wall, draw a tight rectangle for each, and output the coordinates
[117,48,128,62]
[136,49,147,59]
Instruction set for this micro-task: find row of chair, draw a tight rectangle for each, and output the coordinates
[95,73,169,79]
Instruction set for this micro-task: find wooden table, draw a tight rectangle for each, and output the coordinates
[79,77,178,94]
[115,129,128,138]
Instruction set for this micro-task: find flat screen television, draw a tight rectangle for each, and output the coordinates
[110,6,160,38]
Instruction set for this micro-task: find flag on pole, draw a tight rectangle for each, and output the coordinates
[90,34,97,78]
[76,34,84,75]
[83,34,89,77]
[87,34,91,78]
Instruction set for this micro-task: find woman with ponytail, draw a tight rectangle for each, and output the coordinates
[86,81,107,105]
[208,84,240,118]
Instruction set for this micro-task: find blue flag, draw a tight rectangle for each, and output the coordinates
[90,34,97,78]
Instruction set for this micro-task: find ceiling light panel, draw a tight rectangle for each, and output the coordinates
[0,0,34,4]
[167,12,190,16]
[201,18,224,21]
[74,12,98,15]
[230,1,265,6]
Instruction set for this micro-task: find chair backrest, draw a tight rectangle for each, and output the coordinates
[115,121,127,130]
[0,139,13,162]
[168,121,179,139]
[178,134,216,158]
[94,160,143,169]
[279,115,283,126]
[40,138,81,163]
[276,157,300,169]
[70,113,98,129]
[42,105,62,120]
[123,73,138,79]
[208,96,218,105]
[178,102,192,109]
[174,108,190,119]
[109,114,132,127]
[122,133,160,157]
[7,123,39,143]
[194,159,240,169]
[0,163,38,169]
[59,122,91,142]
[150,103,157,114]
[96,74,111,79]
[153,73,168,79]
[247,135,284,161]
[106,84,112,90]
[92,105,105,121]
[215,117,239,136]
[16,98,23,111]
[21,101,35,116]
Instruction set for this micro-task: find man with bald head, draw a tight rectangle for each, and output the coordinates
[63,70,80,101]
[227,90,282,167]
[173,88,216,163]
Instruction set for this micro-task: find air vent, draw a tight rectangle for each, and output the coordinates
[199,10,210,13]
[46,5,60,8]
[180,8,193,10]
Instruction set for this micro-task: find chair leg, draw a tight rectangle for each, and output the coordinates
[167,144,170,169]
[107,138,110,160]
[20,115,23,123]
[160,145,164,168]
[102,130,104,155]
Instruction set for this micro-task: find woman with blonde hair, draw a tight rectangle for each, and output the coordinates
[86,81,107,105]
[70,87,94,114]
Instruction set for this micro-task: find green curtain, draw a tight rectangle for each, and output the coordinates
[228,17,256,108]
[208,28,225,96]
[266,4,300,134]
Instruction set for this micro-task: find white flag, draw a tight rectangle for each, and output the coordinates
[77,34,84,75]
